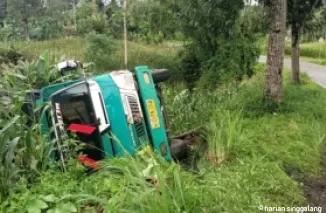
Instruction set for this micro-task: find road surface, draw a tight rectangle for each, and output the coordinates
[258,56,326,88]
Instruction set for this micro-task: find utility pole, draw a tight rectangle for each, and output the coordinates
[124,0,128,68]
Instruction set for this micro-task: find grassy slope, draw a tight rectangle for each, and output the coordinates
[196,67,326,212]
[164,65,326,212]
[0,37,183,80]
[0,37,181,61]
[224,68,326,175]
[1,39,326,212]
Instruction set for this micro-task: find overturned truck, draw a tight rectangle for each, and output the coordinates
[20,61,191,169]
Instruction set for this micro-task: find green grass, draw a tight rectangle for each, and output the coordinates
[1,39,326,212]
[285,42,326,59]
[223,68,326,174]
[3,65,325,212]
[0,37,181,62]
[0,37,184,80]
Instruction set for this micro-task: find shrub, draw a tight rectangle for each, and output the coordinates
[76,3,108,35]
[0,23,13,41]
[0,47,24,65]
[29,26,44,41]
[180,45,202,91]
[85,33,118,71]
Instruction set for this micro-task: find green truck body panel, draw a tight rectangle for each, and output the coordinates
[92,74,146,157]
[35,66,172,162]
[134,66,172,160]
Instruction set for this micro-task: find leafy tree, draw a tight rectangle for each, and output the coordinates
[105,1,124,38]
[7,0,43,41]
[34,0,71,40]
[178,0,244,58]
[302,8,326,42]
[288,0,323,84]
[264,0,287,103]
[105,0,180,42]
[260,0,324,84]
[163,0,260,90]
[76,2,107,35]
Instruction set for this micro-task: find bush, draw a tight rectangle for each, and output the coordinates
[180,17,260,91]
[0,24,13,41]
[77,15,107,35]
[76,3,108,35]
[180,45,201,91]
[0,23,24,41]
[29,27,44,41]
[85,33,118,71]
[0,48,24,65]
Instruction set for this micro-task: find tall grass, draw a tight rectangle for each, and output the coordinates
[284,41,326,59]
[204,109,244,166]
[260,37,326,64]
[0,53,85,202]
[0,152,193,213]
[0,37,183,81]
[163,83,239,135]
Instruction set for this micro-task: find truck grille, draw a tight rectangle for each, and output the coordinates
[127,96,145,136]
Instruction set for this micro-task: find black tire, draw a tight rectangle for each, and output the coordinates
[170,138,189,160]
[152,69,171,84]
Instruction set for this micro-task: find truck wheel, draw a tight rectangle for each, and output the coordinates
[170,138,189,160]
[152,69,171,83]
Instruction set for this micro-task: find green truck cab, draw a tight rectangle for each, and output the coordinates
[24,63,187,168]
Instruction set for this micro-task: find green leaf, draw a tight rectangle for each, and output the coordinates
[59,202,77,213]
[26,199,48,213]
[8,73,27,80]
[0,115,20,134]
[47,208,62,213]
[41,194,57,203]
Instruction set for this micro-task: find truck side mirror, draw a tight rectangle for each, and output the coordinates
[57,60,83,75]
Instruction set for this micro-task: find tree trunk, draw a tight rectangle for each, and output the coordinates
[291,26,300,84]
[264,0,287,103]
[23,19,29,41]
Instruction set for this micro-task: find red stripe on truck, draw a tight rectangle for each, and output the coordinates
[67,123,96,134]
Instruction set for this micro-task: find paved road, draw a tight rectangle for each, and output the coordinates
[259,56,326,88]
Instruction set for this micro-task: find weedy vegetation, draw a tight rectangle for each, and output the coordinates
[0,37,325,213]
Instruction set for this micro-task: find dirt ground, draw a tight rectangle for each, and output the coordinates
[284,148,326,212]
